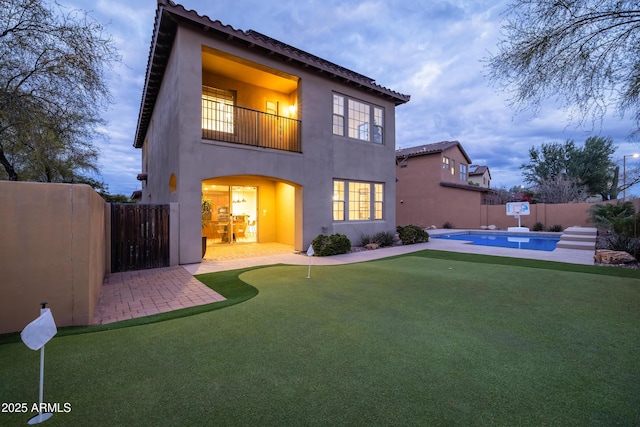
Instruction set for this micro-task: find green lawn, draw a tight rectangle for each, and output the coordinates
[1,251,639,426]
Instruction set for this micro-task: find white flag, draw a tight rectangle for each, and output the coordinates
[21,308,57,351]
[306,244,314,257]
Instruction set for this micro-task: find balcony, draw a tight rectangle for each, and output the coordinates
[202,103,301,153]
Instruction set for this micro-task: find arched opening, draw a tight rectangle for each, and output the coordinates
[202,176,298,259]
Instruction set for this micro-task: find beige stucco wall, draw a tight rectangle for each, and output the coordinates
[141,25,401,264]
[0,182,106,334]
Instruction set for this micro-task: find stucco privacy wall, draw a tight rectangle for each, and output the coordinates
[398,184,618,230]
[482,200,618,230]
[0,182,106,334]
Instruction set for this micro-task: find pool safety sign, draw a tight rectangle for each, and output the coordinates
[506,202,530,216]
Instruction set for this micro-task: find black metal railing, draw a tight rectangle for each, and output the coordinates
[202,103,301,153]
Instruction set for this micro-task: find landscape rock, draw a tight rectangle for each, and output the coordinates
[364,243,379,250]
[594,250,637,265]
[488,225,497,230]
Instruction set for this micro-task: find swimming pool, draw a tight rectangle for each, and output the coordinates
[431,232,561,252]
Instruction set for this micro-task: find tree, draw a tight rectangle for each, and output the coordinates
[568,136,617,197]
[534,175,586,204]
[0,0,119,183]
[487,0,640,135]
[521,140,573,185]
[521,136,617,201]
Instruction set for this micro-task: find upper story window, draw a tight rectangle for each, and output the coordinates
[450,159,455,176]
[460,164,468,181]
[442,156,449,170]
[202,86,235,134]
[333,93,383,144]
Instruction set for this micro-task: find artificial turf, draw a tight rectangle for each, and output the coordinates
[0,253,638,426]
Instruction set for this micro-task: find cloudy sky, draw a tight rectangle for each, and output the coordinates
[61,0,639,196]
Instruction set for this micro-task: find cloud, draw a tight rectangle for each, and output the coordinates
[57,0,638,196]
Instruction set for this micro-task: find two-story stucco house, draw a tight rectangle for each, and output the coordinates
[395,141,498,228]
[134,1,410,264]
[469,165,492,188]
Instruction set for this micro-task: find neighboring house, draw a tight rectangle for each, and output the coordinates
[396,141,497,228]
[134,0,410,264]
[468,165,491,188]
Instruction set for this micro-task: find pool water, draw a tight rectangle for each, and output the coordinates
[432,232,560,252]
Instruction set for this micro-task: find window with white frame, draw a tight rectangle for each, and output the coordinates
[202,86,235,133]
[333,180,345,221]
[333,180,384,221]
[332,94,344,136]
[332,93,383,144]
[442,156,449,170]
[460,164,467,181]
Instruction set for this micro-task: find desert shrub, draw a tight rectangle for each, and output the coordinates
[532,222,544,231]
[373,231,396,247]
[442,221,454,229]
[588,202,640,256]
[311,233,351,256]
[548,224,563,232]
[396,225,429,245]
[359,234,375,246]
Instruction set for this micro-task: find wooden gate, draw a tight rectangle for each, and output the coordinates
[111,204,169,272]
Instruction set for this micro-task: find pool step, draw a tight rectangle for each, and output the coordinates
[556,227,597,251]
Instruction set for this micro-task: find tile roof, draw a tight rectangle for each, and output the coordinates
[396,141,472,164]
[469,165,489,176]
[134,0,410,148]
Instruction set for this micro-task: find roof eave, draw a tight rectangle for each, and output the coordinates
[134,0,410,148]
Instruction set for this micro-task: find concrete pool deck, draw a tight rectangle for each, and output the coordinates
[183,228,596,275]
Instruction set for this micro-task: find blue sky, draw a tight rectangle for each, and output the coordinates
[61,0,639,196]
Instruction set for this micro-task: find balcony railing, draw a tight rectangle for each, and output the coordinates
[202,103,301,153]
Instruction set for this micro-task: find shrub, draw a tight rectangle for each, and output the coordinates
[396,225,429,245]
[360,231,396,247]
[442,221,454,229]
[359,234,374,246]
[532,222,544,231]
[588,202,640,256]
[311,233,351,256]
[605,232,640,254]
[373,231,396,247]
[548,224,563,232]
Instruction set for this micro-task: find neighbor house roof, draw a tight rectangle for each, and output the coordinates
[134,0,411,148]
[395,141,472,164]
[469,165,491,179]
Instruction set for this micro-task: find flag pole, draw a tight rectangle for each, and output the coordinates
[306,244,314,278]
[28,303,53,425]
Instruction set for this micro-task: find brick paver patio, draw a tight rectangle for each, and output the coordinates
[93,266,226,325]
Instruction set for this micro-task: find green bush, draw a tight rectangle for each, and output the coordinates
[442,221,454,229]
[532,222,544,231]
[311,233,352,256]
[588,202,640,256]
[548,224,563,232]
[396,225,429,245]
